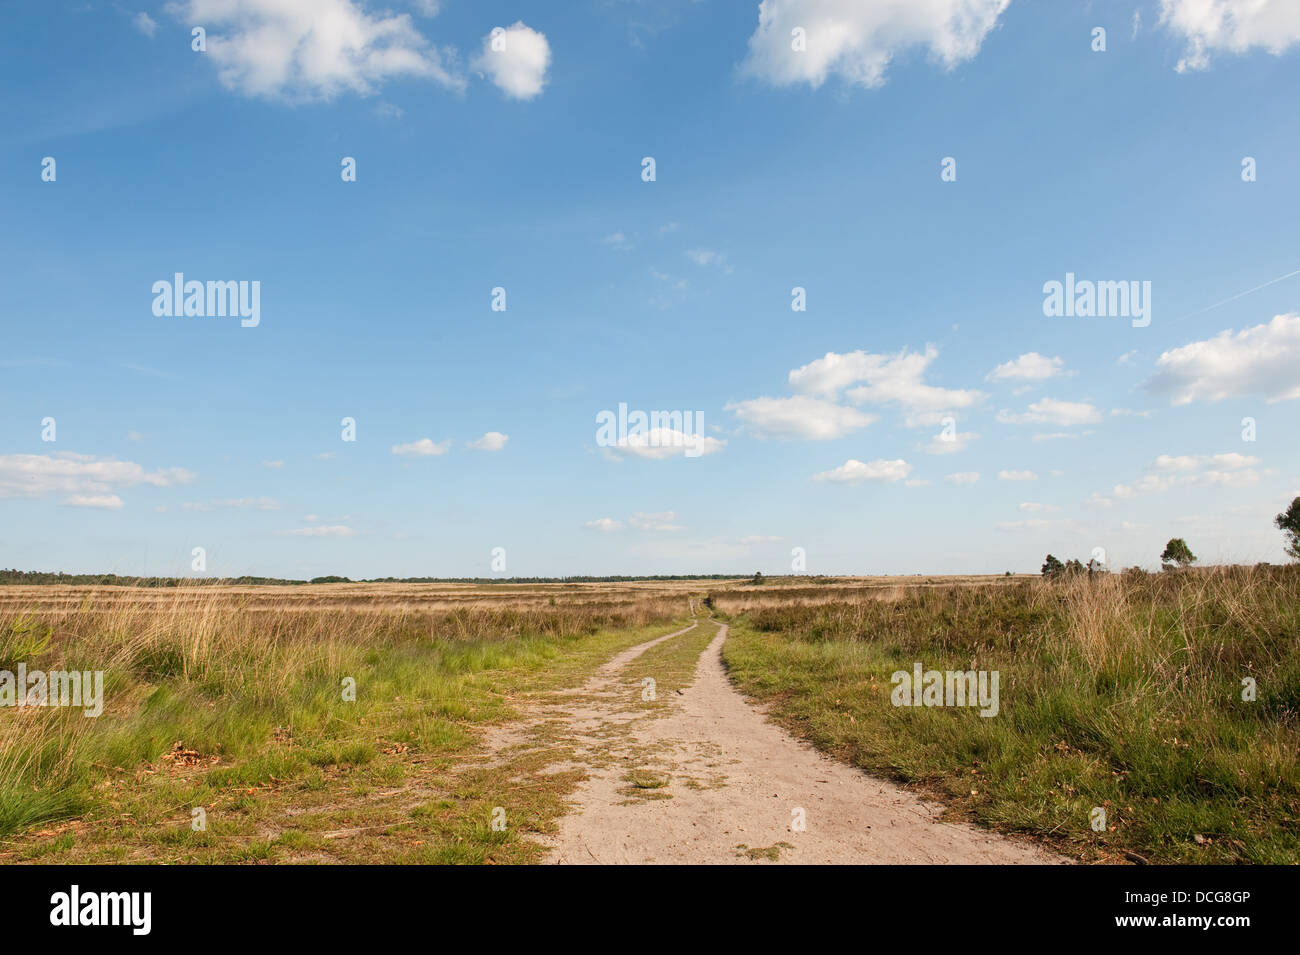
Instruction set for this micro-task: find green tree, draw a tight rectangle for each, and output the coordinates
[1160,538,1197,569]
[1041,554,1064,579]
[1274,496,1300,561]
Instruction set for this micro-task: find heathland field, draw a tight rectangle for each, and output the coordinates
[0,569,1295,864]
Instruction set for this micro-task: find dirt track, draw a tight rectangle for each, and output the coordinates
[513,620,1063,865]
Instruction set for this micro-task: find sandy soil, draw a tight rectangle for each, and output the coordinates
[525,621,1063,865]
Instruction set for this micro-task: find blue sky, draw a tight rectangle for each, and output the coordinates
[2,0,1299,578]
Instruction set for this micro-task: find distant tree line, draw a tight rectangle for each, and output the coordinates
[1041,495,1300,578]
[0,569,748,587]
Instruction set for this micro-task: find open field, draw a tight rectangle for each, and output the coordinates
[718,567,1300,864]
[1,570,1295,864]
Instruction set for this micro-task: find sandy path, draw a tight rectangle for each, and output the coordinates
[535,621,1063,865]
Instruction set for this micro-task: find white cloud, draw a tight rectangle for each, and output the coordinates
[629,511,685,532]
[945,471,980,484]
[999,469,1038,481]
[987,352,1065,382]
[63,495,124,510]
[741,0,1010,89]
[787,347,983,426]
[604,428,726,459]
[812,458,912,484]
[473,21,550,99]
[0,452,194,507]
[1208,452,1259,469]
[168,0,463,101]
[1019,502,1058,513]
[1103,452,1266,501]
[585,517,624,532]
[1154,452,1258,471]
[181,497,280,512]
[601,232,632,250]
[997,398,1103,427]
[739,534,783,545]
[392,438,451,457]
[685,248,727,269]
[1196,468,1264,488]
[133,12,158,37]
[1031,431,1089,442]
[262,459,284,469]
[1160,0,1300,72]
[727,395,875,440]
[1143,314,1300,404]
[922,429,978,454]
[467,431,509,451]
[279,524,354,537]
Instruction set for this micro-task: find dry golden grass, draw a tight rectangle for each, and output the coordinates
[719,565,1300,863]
[0,582,693,859]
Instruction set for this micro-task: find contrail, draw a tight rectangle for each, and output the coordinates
[1172,265,1300,322]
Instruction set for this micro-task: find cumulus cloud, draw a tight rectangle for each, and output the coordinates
[1143,314,1300,405]
[741,0,1010,89]
[279,524,355,537]
[0,452,193,507]
[467,431,509,451]
[727,395,876,440]
[629,511,685,532]
[812,458,912,484]
[996,398,1103,427]
[473,22,550,99]
[133,11,158,36]
[945,471,980,484]
[922,429,978,455]
[182,497,280,512]
[1153,452,1258,472]
[587,512,685,532]
[787,346,983,427]
[1101,451,1265,501]
[168,0,463,101]
[1160,0,1300,72]
[392,438,451,457]
[1019,502,1058,513]
[998,469,1038,481]
[64,495,124,510]
[987,352,1066,382]
[603,428,726,460]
